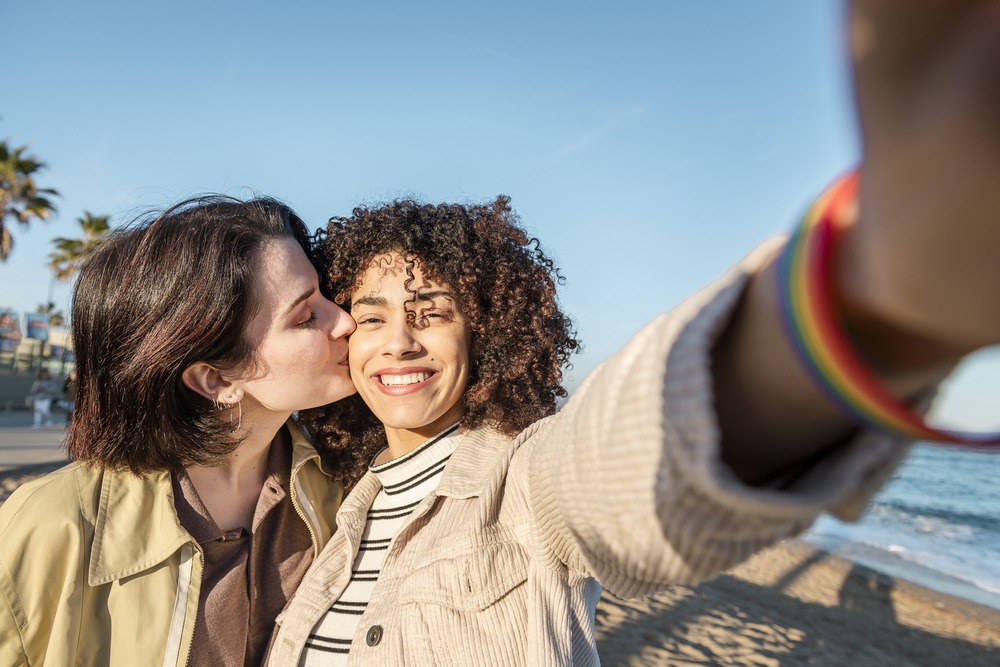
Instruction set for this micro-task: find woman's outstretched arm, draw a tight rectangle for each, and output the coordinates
[715,0,1000,484]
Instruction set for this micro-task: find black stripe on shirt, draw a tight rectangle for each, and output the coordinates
[372,423,459,472]
[306,634,351,653]
[382,457,451,496]
[366,507,422,522]
[359,538,391,551]
[368,499,422,518]
[330,600,369,615]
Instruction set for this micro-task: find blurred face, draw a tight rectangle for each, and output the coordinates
[349,252,471,454]
[235,238,357,415]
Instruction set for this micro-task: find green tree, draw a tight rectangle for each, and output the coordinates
[0,139,60,260]
[48,211,111,282]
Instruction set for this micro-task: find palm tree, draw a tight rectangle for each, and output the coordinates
[48,211,111,282]
[0,139,60,260]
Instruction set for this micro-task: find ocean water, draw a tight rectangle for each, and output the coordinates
[801,443,1000,610]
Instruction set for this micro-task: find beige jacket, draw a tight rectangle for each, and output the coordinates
[0,423,342,667]
[268,241,911,666]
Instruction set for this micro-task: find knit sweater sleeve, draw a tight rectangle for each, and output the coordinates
[524,238,912,599]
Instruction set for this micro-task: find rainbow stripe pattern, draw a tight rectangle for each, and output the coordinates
[777,170,1000,448]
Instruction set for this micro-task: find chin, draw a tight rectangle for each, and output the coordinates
[298,388,357,412]
[326,383,359,404]
[381,415,440,431]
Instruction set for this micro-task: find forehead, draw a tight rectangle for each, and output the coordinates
[256,238,313,300]
[244,238,315,343]
[351,251,450,300]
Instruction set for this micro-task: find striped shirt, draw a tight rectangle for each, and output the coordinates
[302,424,461,664]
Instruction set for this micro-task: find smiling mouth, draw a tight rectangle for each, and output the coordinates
[378,372,432,386]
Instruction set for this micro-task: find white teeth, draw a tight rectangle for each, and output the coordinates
[379,372,431,386]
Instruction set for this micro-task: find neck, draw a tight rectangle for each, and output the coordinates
[184,407,291,531]
[381,403,466,462]
[382,421,460,463]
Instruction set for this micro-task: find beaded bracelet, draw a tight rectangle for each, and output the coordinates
[776,170,1000,447]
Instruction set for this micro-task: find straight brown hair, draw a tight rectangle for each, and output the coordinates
[66,195,315,474]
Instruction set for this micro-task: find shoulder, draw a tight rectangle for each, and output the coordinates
[465,424,516,449]
[0,463,101,551]
[0,464,107,660]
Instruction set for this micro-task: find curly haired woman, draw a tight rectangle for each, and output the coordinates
[268,2,1000,663]
[265,195,900,666]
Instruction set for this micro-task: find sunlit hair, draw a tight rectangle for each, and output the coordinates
[299,196,579,490]
[67,196,315,474]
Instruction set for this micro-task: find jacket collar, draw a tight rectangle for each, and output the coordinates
[287,419,325,474]
[89,419,322,586]
[432,426,511,499]
[89,467,190,586]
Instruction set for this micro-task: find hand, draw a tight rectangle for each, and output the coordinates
[842,0,1000,355]
[715,1,1000,480]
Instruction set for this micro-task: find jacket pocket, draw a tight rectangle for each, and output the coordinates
[397,541,528,612]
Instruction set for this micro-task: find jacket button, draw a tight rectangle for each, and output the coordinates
[365,625,383,647]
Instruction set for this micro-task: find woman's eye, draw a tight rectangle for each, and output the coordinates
[356,315,383,326]
[296,312,318,328]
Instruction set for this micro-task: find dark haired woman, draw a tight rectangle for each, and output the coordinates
[269,2,1000,662]
[0,197,356,666]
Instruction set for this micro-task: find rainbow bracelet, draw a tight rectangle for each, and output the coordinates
[777,170,1000,447]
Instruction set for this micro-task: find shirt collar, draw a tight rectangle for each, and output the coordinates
[89,420,320,586]
[369,423,461,487]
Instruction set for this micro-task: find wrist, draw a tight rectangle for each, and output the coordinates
[777,170,996,446]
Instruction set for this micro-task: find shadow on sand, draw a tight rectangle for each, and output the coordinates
[595,549,998,666]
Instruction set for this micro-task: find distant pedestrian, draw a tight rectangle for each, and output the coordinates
[62,370,78,423]
[28,369,55,428]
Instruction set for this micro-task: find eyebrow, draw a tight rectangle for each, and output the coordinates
[352,294,389,308]
[353,291,453,308]
[416,290,452,303]
[282,286,317,318]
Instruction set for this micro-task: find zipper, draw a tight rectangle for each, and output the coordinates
[181,543,204,667]
[290,457,322,558]
[162,542,203,667]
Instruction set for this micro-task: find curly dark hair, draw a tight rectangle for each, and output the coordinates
[299,195,580,491]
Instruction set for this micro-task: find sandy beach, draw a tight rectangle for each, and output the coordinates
[2,454,998,665]
[594,539,1000,666]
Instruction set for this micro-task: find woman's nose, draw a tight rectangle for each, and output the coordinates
[329,304,357,339]
[383,319,421,357]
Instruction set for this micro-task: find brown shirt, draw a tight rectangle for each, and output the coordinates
[173,429,314,667]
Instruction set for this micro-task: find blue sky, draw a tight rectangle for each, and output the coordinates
[2,0,998,426]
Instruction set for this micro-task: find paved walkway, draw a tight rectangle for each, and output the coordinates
[0,411,68,472]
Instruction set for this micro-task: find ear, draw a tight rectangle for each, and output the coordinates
[181,362,243,404]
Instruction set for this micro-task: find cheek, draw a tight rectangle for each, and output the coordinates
[451,339,472,385]
[260,337,320,378]
[348,345,369,381]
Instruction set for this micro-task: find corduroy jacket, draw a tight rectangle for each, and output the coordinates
[267,241,912,666]
[0,422,342,667]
